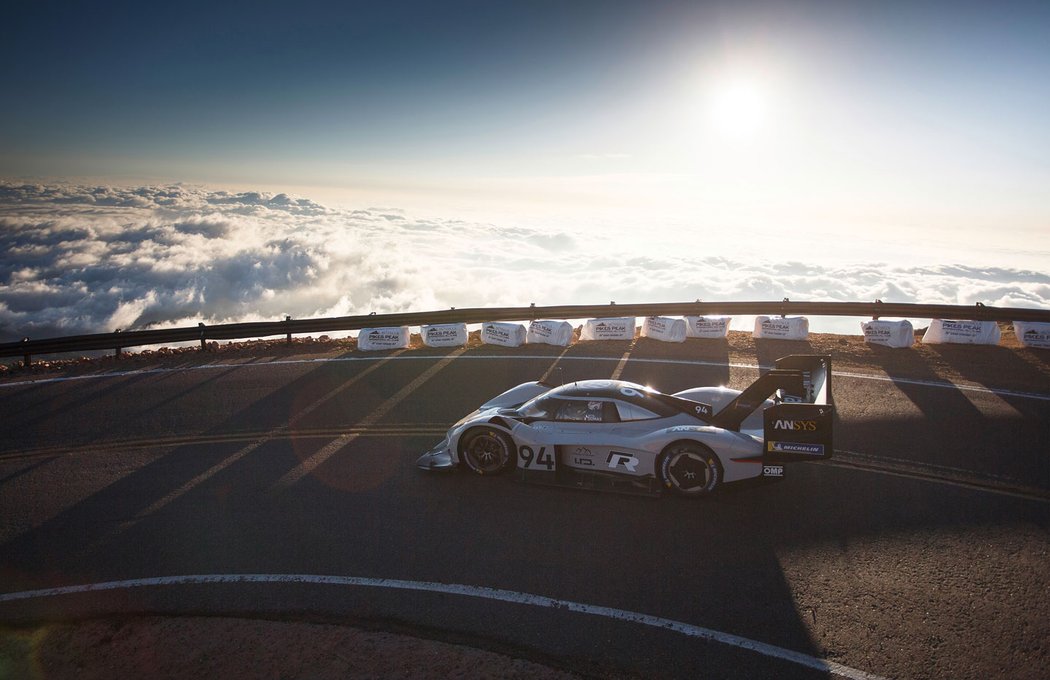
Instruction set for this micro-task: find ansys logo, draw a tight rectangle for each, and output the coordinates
[772,419,817,431]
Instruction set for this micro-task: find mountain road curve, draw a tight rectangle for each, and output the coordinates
[1,334,1048,679]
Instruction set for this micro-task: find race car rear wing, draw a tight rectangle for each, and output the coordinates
[710,355,833,462]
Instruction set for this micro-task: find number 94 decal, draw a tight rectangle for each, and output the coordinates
[518,445,556,471]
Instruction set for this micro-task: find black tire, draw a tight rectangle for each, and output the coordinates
[658,442,722,497]
[460,428,516,475]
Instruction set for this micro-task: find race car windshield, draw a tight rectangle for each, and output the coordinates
[515,395,558,420]
[516,395,603,421]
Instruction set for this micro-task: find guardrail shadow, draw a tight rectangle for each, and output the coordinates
[925,344,1050,418]
[838,345,1048,489]
[622,337,732,388]
[1,367,248,452]
[0,349,361,567]
[754,338,814,373]
[864,343,984,417]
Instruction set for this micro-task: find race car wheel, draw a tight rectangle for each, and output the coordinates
[658,442,722,497]
[460,428,516,475]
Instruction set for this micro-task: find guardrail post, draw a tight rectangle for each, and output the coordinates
[285,315,293,345]
[114,329,122,357]
[22,337,31,368]
[198,322,207,351]
[872,299,882,321]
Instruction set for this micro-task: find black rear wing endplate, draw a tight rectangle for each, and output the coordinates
[708,355,834,462]
[763,355,833,462]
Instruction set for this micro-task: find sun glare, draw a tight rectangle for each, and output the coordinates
[708,77,767,141]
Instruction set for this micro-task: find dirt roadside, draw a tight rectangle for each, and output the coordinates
[3,323,1049,393]
[0,615,586,680]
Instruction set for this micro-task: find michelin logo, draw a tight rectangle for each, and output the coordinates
[767,441,825,456]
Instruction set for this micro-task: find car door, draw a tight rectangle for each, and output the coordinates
[541,398,656,476]
[514,398,619,473]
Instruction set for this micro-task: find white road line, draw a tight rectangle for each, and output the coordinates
[826,450,1050,503]
[831,369,1050,402]
[271,347,467,491]
[286,350,407,427]
[3,353,1047,401]
[539,346,572,383]
[0,573,885,680]
[610,339,637,380]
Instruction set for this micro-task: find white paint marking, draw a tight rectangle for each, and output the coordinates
[271,347,467,491]
[828,450,1050,503]
[539,346,572,384]
[610,339,637,380]
[831,369,1050,402]
[0,573,885,680]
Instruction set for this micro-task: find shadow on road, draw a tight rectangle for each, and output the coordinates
[926,344,1049,418]
[753,338,815,373]
[2,349,1047,679]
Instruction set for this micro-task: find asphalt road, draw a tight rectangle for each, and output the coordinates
[1,341,1048,679]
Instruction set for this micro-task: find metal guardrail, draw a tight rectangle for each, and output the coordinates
[3,300,1049,365]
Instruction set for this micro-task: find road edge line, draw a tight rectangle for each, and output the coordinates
[0,573,885,680]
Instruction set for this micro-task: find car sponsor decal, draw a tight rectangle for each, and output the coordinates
[762,465,785,477]
[693,402,713,418]
[771,419,818,431]
[519,445,556,471]
[767,441,825,456]
[606,451,639,472]
[571,446,595,467]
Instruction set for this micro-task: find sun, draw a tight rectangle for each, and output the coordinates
[707,76,767,141]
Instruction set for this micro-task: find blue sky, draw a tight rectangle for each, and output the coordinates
[1,1,1049,339]
[5,1,1048,186]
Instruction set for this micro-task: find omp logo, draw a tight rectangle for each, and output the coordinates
[607,452,639,472]
[772,419,817,431]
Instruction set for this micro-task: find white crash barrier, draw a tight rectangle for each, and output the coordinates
[921,319,1001,345]
[357,326,410,351]
[684,316,730,339]
[860,319,915,348]
[641,316,687,343]
[481,322,527,347]
[1013,321,1050,349]
[421,323,468,348]
[527,319,573,347]
[579,317,636,341]
[753,316,809,340]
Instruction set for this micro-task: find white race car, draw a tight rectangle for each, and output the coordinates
[417,355,833,496]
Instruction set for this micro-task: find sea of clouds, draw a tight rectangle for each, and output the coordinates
[1,181,1048,343]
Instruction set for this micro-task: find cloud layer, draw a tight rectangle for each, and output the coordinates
[1,181,1048,342]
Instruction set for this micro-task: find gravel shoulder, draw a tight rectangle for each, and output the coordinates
[0,615,585,680]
